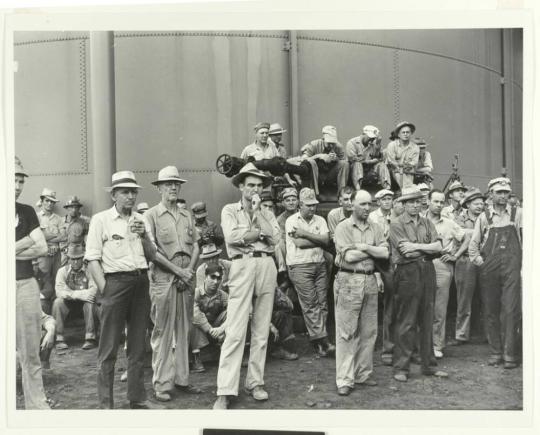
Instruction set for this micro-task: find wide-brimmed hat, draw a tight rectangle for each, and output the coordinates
[136,202,149,213]
[231,163,272,188]
[461,188,485,207]
[447,180,466,193]
[63,195,83,208]
[393,121,416,137]
[280,187,298,201]
[40,188,59,203]
[322,125,338,143]
[105,170,142,191]
[15,156,29,177]
[151,166,187,186]
[488,177,512,192]
[191,201,208,218]
[416,183,430,192]
[374,189,394,200]
[363,125,380,139]
[199,243,222,259]
[414,137,427,147]
[66,244,85,259]
[299,187,319,206]
[253,122,270,132]
[398,186,424,202]
[268,123,287,135]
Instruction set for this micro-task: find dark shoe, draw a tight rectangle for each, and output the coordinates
[411,354,421,365]
[423,368,448,378]
[356,378,377,387]
[191,353,205,373]
[213,395,229,410]
[271,347,298,361]
[337,386,352,396]
[55,341,68,351]
[448,338,467,346]
[503,361,518,369]
[129,401,150,409]
[82,339,97,350]
[393,373,408,382]
[381,354,393,366]
[175,384,203,394]
[324,342,336,357]
[487,356,503,366]
[313,342,328,357]
[245,385,269,401]
[154,391,171,402]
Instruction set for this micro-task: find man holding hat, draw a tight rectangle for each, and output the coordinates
[58,195,90,267]
[144,166,202,402]
[285,188,333,357]
[346,125,391,191]
[192,201,225,249]
[301,125,349,194]
[469,177,522,369]
[452,188,485,345]
[385,121,419,189]
[15,156,50,409]
[214,163,280,409]
[52,244,98,350]
[85,170,156,409]
[389,185,446,382]
[442,181,467,221]
[36,188,63,313]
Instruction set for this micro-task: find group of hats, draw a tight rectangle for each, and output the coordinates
[38,189,84,208]
[253,122,288,135]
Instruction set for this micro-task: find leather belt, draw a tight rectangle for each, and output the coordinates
[105,269,148,277]
[231,252,271,260]
[340,268,374,275]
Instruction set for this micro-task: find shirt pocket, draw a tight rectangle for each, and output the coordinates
[157,226,176,245]
[107,238,128,259]
[184,228,194,246]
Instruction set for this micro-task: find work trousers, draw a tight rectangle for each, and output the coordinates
[37,252,61,313]
[288,261,329,341]
[52,297,98,341]
[454,256,479,341]
[271,310,295,344]
[16,278,49,409]
[432,259,454,351]
[393,260,436,374]
[379,261,396,358]
[315,159,350,191]
[97,272,150,409]
[350,161,391,189]
[192,311,228,350]
[216,256,276,396]
[335,272,378,388]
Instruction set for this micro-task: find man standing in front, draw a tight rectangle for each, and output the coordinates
[144,166,202,401]
[469,177,522,369]
[389,186,446,382]
[85,171,156,409]
[214,163,280,409]
[285,188,334,357]
[333,190,389,396]
[15,156,50,409]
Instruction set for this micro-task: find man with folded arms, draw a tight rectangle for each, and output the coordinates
[333,190,389,396]
[214,163,280,409]
[85,170,156,409]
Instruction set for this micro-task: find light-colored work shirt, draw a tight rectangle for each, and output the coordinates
[55,264,97,300]
[285,212,329,266]
[221,201,281,258]
[334,216,388,271]
[441,203,462,221]
[417,149,433,171]
[327,207,350,239]
[38,210,63,245]
[346,135,383,163]
[427,214,465,255]
[301,139,346,160]
[456,210,481,236]
[84,206,154,273]
[240,140,279,161]
[368,208,392,240]
[385,140,419,170]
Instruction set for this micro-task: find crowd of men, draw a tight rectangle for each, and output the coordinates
[14,120,523,410]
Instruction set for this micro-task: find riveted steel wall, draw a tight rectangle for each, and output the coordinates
[14,29,522,219]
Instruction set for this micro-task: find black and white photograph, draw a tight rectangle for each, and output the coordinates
[2,1,538,434]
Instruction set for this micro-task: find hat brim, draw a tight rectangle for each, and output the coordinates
[151,177,187,186]
[461,193,485,206]
[399,192,424,202]
[448,187,466,193]
[67,254,85,259]
[302,200,319,206]
[394,123,416,136]
[282,194,298,200]
[105,182,142,192]
[193,212,208,218]
[40,195,59,202]
[63,203,83,208]
[269,129,287,135]
[199,249,222,259]
[376,194,394,200]
[15,171,29,177]
[492,187,512,192]
[231,171,273,188]
[323,134,338,143]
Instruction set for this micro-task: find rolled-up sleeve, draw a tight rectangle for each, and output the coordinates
[468,214,486,260]
[257,210,281,246]
[55,267,72,299]
[84,215,104,262]
[334,222,355,263]
[221,204,249,246]
[301,143,315,157]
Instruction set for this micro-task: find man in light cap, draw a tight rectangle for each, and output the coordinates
[333,190,389,395]
[57,195,90,267]
[144,166,202,401]
[85,170,157,409]
[214,163,280,409]
[346,126,391,191]
[301,125,349,194]
[276,188,299,274]
[469,177,522,369]
[15,157,50,409]
[385,121,419,189]
[36,188,63,314]
[442,181,466,221]
[285,188,333,357]
[192,201,225,249]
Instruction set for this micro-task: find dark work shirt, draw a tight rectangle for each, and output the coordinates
[16,202,40,280]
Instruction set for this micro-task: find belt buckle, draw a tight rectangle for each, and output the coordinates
[247,252,254,258]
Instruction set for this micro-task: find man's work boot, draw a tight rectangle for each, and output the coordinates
[191,352,205,373]
[213,395,229,410]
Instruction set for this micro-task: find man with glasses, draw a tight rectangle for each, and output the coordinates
[385,121,419,189]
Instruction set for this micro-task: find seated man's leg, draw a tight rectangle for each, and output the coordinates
[82,301,98,349]
[375,162,392,189]
[51,296,71,347]
[350,161,364,190]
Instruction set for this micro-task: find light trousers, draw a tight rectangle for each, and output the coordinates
[432,259,454,351]
[454,256,478,341]
[52,297,98,340]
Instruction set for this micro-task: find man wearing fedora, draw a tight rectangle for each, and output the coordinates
[144,166,202,402]
[15,156,50,409]
[196,243,231,291]
[192,201,224,249]
[85,170,156,409]
[36,187,63,314]
[469,177,522,369]
[442,181,467,221]
[346,125,391,191]
[268,122,288,159]
[285,188,334,358]
[52,244,98,350]
[58,195,90,267]
[214,163,280,409]
[452,188,485,345]
[389,185,446,382]
[301,125,349,194]
[385,121,419,189]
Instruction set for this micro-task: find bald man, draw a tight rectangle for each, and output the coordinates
[333,190,389,396]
